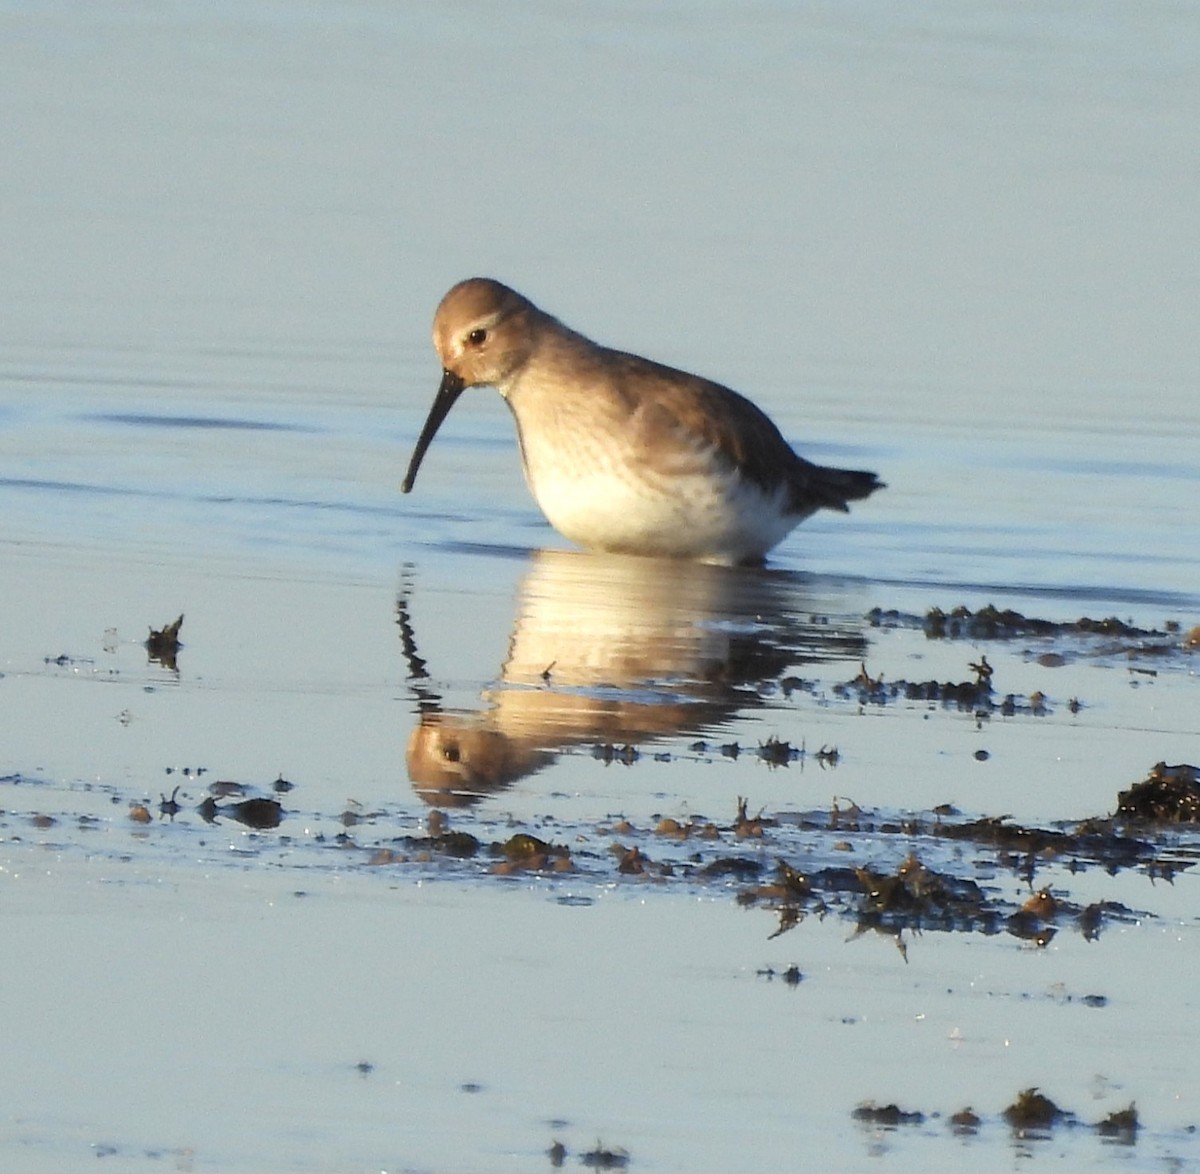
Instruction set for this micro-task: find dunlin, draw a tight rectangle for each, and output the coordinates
[402,278,883,565]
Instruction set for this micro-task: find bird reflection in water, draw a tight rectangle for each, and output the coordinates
[400,550,867,807]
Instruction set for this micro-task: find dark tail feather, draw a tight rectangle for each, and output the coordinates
[795,464,885,514]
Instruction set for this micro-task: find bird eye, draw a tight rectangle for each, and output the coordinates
[467,328,487,347]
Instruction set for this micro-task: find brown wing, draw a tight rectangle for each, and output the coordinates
[603,350,883,514]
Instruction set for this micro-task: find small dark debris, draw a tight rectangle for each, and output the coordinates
[432,831,481,858]
[700,857,763,880]
[1095,1103,1139,1141]
[1003,1087,1067,1132]
[756,965,802,985]
[780,675,815,697]
[969,655,994,687]
[919,604,1163,642]
[854,854,988,935]
[487,830,571,873]
[757,735,796,767]
[1021,888,1060,921]
[654,816,689,839]
[593,743,639,766]
[1078,901,1137,942]
[733,795,774,837]
[145,614,184,670]
[906,678,992,708]
[502,832,553,861]
[198,796,282,829]
[854,661,882,692]
[580,1141,629,1169]
[772,859,812,898]
[767,904,803,939]
[208,780,246,798]
[1078,903,1104,940]
[1005,912,1056,946]
[617,846,648,875]
[852,1102,926,1126]
[547,1140,567,1167]
[225,798,283,829]
[1116,762,1200,824]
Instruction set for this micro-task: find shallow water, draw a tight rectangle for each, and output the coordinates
[2,3,1199,1171]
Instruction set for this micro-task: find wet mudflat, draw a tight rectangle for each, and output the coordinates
[3,543,1199,1172]
[4,2,1200,1171]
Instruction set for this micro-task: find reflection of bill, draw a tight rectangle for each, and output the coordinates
[402,550,867,807]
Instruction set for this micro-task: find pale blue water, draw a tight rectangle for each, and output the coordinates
[2,2,1197,609]
[1,4,1198,1171]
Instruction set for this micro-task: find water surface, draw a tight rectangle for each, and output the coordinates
[1,3,1198,1171]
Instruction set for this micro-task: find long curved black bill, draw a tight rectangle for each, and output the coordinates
[401,369,467,493]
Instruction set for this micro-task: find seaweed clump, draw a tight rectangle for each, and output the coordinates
[852,1101,925,1126]
[146,613,184,670]
[918,605,1163,642]
[1003,1087,1070,1135]
[854,854,990,935]
[1116,762,1200,824]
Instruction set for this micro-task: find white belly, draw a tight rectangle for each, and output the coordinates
[526,460,802,565]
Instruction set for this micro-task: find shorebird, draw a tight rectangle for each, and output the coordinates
[402,278,883,565]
